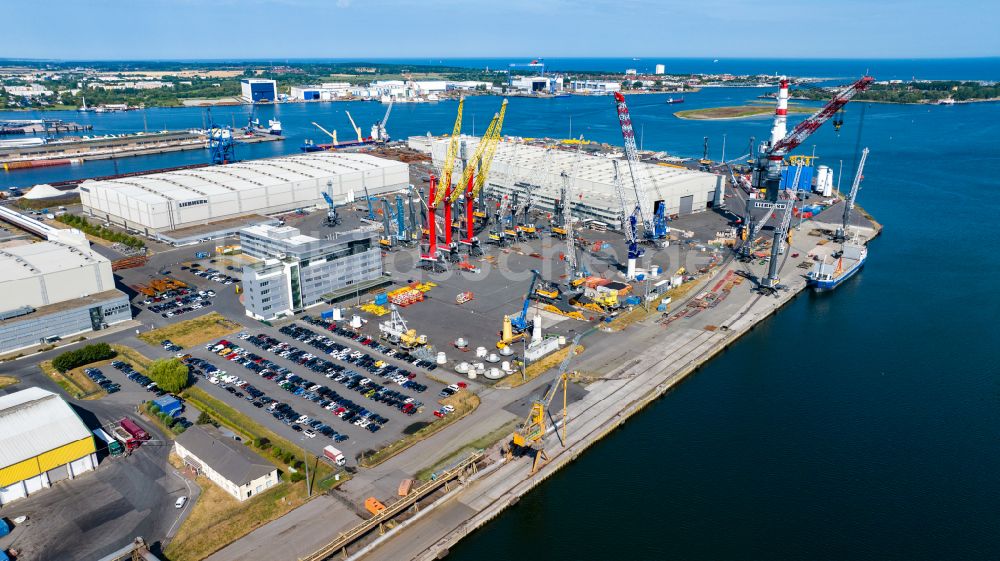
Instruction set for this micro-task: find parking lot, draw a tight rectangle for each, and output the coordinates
[177,320,460,462]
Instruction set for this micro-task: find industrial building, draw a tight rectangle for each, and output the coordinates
[415,135,721,226]
[0,387,98,505]
[240,223,386,321]
[510,76,563,94]
[570,80,622,93]
[240,78,277,103]
[78,152,410,235]
[0,239,131,353]
[290,83,351,101]
[174,425,279,502]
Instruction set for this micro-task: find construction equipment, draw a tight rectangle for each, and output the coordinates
[371,99,393,143]
[378,305,428,349]
[361,178,375,221]
[612,92,665,244]
[699,136,712,169]
[611,160,643,280]
[834,147,869,241]
[510,269,540,333]
[311,122,338,147]
[395,195,407,243]
[379,199,394,249]
[322,192,341,226]
[534,281,561,302]
[420,175,444,269]
[741,75,874,291]
[425,98,465,259]
[454,99,508,253]
[510,334,582,473]
[344,111,364,143]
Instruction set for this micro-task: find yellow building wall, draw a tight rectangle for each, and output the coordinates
[0,437,96,487]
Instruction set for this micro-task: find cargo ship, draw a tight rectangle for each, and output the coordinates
[807,241,867,291]
[664,96,685,104]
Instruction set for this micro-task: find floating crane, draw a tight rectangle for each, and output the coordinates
[611,160,643,280]
[612,92,666,244]
[344,111,363,143]
[321,192,340,226]
[743,75,874,292]
[834,147,869,242]
[510,333,582,473]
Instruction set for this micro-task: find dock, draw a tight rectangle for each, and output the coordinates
[0,120,93,136]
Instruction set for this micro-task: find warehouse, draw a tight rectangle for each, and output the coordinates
[240,78,277,103]
[78,152,410,235]
[175,425,279,502]
[416,136,721,226]
[0,387,98,505]
[0,240,131,353]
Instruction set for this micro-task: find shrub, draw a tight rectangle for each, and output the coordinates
[172,424,187,434]
[196,411,212,425]
[147,402,161,414]
[147,358,191,393]
[52,343,116,373]
[282,451,294,465]
[254,437,271,450]
[289,471,305,483]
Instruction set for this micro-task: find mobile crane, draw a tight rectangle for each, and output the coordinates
[321,192,340,226]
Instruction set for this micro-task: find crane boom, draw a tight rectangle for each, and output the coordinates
[769,76,874,159]
[837,147,869,240]
[468,100,508,201]
[434,97,465,207]
[311,122,338,146]
[344,111,363,143]
[612,92,655,238]
[453,99,508,204]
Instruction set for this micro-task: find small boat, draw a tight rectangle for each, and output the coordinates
[268,119,282,135]
[807,241,867,291]
[664,96,685,104]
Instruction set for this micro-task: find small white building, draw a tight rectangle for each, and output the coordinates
[655,64,666,75]
[175,425,279,502]
[290,82,351,101]
[571,80,621,94]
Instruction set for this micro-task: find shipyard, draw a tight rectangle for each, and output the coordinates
[0,58,891,561]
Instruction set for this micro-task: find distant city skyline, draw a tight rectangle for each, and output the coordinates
[6,0,998,60]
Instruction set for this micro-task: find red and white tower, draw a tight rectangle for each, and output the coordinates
[770,76,789,146]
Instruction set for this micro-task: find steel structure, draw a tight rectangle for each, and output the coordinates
[371,99,393,143]
[511,269,541,333]
[454,99,507,251]
[835,147,869,241]
[344,111,363,143]
[612,92,660,242]
[321,192,340,226]
[611,160,643,279]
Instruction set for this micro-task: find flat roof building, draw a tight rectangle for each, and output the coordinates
[240,224,386,321]
[0,240,131,353]
[174,425,278,502]
[0,387,98,505]
[418,136,722,227]
[79,152,410,235]
[240,78,277,103]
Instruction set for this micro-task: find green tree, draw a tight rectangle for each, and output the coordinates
[147,358,190,393]
[196,411,212,425]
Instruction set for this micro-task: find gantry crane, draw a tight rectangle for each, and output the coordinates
[834,147,869,242]
[612,92,667,244]
[740,75,874,292]
[510,333,582,473]
[611,159,643,280]
[452,100,507,253]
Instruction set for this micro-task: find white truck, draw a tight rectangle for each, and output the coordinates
[323,445,347,467]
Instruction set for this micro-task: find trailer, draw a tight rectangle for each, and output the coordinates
[93,427,125,456]
[323,445,346,467]
[119,417,150,441]
[111,425,142,451]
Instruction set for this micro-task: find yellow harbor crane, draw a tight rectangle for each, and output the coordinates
[311,122,338,147]
[432,97,465,208]
[450,99,508,205]
[344,111,364,143]
[510,334,582,473]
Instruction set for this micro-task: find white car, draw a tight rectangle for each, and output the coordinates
[302,429,317,438]
[442,405,455,413]
[209,376,220,385]
[296,415,310,424]
[175,496,187,509]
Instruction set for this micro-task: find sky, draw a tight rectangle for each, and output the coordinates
[4,0,998,60]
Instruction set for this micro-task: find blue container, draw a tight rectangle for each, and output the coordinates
[780,165,814,191]
[0,518,10,538]
[321,310,334,319]
[153,395,183,418]
[375,293,389,306]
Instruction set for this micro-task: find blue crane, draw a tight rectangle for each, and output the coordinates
[321,192,340,226]
[511,269,541,332]
[395,195,406,241]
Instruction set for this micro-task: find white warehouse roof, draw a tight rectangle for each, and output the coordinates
[79,151,410,233]
[0,387,93,468]
[0,241,109,283]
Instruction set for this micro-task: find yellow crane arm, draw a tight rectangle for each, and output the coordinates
[344,111,362,143]
[453,99,508,204]
[433,97,464,207]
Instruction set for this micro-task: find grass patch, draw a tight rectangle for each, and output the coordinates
[163,454,314,561]
[38,360,105,400]
[179,386,339,491]
[138,312,242,349]
[415,419,518,481]
[14,194,80,210]
[0,375,19,389]
[497,344,585,389]
[112,344,154,372]
[359,390,481,468]
[675,104,813,120]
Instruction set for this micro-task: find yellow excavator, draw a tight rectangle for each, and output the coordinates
[510,334,583,473]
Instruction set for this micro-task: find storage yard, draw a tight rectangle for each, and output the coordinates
[0,75,882,561]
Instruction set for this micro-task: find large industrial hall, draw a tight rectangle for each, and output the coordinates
[78,151,409,235]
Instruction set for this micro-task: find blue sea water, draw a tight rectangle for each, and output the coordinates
[2,58,999,559]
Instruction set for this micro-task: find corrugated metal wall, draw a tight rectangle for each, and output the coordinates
[0,436,96,487]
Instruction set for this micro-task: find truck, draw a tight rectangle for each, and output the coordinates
[195,251,210,259]
[111,425,141,451]
[119,417,150,441]
[93,428,125,457]
[323,445,347,467]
